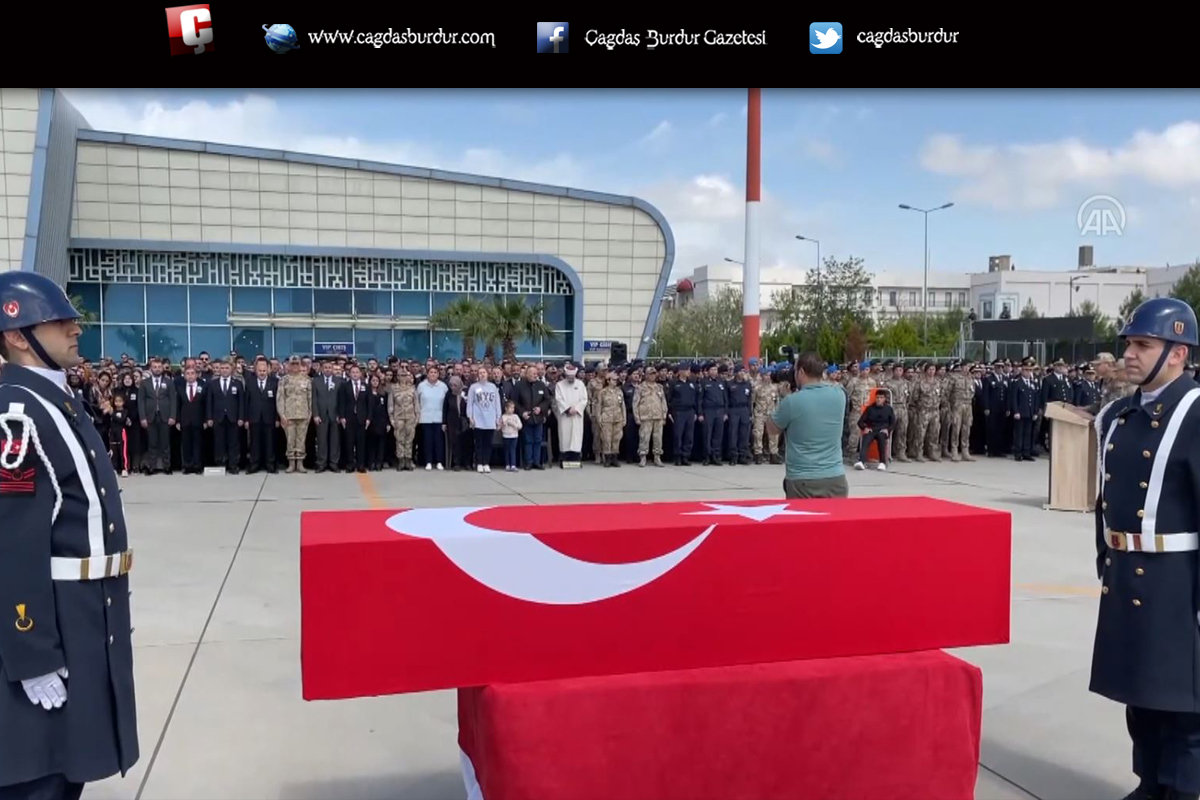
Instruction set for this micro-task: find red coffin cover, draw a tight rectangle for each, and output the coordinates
[300,497,1010,698]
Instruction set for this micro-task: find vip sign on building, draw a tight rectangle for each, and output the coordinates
[0,89,675,364]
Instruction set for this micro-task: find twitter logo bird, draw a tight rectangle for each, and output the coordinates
[809,22,843,54]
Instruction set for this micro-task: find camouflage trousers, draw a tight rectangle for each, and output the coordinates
[891,407,909,459]
[637,419,664,457]
[948,405,973,458]
[600,421,625,454]
[751,413,778,456]
[939,407,953,455]
[912,409,941,459]
[845,412,863,458]
[284,418,309,459]
[392,417,416,459]
[591,415,603,459]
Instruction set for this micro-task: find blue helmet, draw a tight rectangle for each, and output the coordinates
[1120,297,1198,347]
[0,272,79,333]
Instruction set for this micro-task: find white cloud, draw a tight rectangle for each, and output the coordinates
[61,91,589,188]
[706,112,728,128]
[638,120,673,152]
[919,122,1200,210]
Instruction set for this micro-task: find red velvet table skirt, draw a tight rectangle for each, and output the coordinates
[459,650,983,800]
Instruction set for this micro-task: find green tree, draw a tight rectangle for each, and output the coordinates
[1170,262,1200,324]
[486,297,553,362]
[1019,300,1040,319]
[1118,286,1146,323]
[69,294,98,327]
[793,256,875,332]
[1069,299,1116,340]
[816,323,843,363]
[429,297,490,360]
[872,316,921,355]
[648,287,747,358]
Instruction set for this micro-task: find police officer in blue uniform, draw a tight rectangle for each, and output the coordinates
[668,363,699,466]
[725,365,753,465]
[1093,298,1200,800]
[699,362,727,466]
[0,272,138,800]
[1008,358,1041,461]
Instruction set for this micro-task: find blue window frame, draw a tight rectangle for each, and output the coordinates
[273,288,313,314]
[394,329,430,359]
[432,292,464,313]
[190,326,231,359]
[189,287,229,324]
[541,295,569,329]
[232,287,272,314]
[232,327,268,359]
[103,324,145,362]
[147,325,189,363]
[354,290,391,316]
[542,331,570,357]
[146,286,188,324]
[102,285,144,323]
[354,329,392,359]
[432,331,464,360]
[394,292,429,317]
[274,327,313,358]
[314,290,352,315]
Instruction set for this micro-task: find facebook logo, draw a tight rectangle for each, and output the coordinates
[537,22,569,53]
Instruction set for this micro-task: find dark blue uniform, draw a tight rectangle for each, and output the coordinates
[984,371,1007,457]
[1075,378,1100,409]
[0,365,139,790]
[1008,374,1040,460]
[725,378,753,464]
[1040,370,1072,448]
[668,376,699,466]
[621,381,638,462]
[1093,377,1200,794]
[700,377,728,463]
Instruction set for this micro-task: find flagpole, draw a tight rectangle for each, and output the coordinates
[742,88,761,367]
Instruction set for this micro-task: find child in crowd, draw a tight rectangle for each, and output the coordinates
[109,393,133,477]
[500,400,522,472]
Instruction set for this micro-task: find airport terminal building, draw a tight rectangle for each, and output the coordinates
[0,89,675,363]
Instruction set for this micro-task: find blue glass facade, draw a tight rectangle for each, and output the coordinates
[68,283,574,362]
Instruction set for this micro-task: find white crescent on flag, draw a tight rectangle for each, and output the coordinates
[385,506,715,605]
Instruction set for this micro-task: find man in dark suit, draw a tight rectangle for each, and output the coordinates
[139,357,177,474]
[338,364,369,473]
[244,360,280,474]
[176,365,207,474]
[311,360,343,472]
[1008,359,1041,461]
[206,359,244,474]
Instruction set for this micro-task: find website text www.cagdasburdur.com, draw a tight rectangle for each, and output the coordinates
[306,28,496,48]
[855,27,959,48]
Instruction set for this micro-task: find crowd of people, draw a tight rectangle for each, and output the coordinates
[3,347,1162,479]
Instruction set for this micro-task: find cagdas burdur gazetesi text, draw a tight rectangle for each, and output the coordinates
[584,29,768,50]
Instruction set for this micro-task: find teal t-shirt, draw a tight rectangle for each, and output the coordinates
[771,382,846,480]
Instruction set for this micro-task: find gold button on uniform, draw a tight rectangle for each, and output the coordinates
[100,488,106,498]
[90,450,96,459]
[1144,450,1152,458]
[1136,568,1145,576]
[1105,473,1111,481]
[108,523,115,533]
[1151,421,1160,429]
[108,635,114,645]
[1102,586,1110,594]
[1105,557,1112,566]
[1140,482,1148,489]
[1103,501,1108,510]
[1107,443,1114,451]
[1133,599,1142,607]
[106,597,112,606]
[1119,418,1127,425]
[1137,510,1145,518]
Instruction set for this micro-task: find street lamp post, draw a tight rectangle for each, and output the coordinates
[1069,275,1088,316]
[898,202,954,341]
[794,235,820,326]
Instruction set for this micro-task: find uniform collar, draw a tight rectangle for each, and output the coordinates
[0,362,70,395]
[1130,375,1193,420]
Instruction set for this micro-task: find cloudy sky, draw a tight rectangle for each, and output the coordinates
[61,89,1200,279]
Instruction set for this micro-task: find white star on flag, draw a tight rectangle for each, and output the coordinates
[682,503,828,522]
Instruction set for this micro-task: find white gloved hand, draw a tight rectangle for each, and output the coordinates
[21,667,68,710]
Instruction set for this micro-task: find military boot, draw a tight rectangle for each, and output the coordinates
[286,459,296,474]
[639,455,647,467]
[963,453,976,462]
[612,455,621,468]
[769,454,782,465]
[653,455,664,467]
[296,460,307,474]
[950,453,962,462]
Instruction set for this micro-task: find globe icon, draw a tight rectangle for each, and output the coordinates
[263,24,300,54]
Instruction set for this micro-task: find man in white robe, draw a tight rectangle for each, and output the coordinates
[555,363,588,465]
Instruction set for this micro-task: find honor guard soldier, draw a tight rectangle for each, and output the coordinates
[668,363,699,466]
[0,272,138,799]
[1093,298,1200,800]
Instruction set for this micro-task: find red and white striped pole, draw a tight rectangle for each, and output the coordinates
[742,88,762,367]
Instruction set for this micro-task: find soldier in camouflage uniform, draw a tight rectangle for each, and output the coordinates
[388,370,419,470]
[751,369,780,464]
[1092,351,1134,414]
[883,362,911,462]
[937,363,954,458]
[843,362,875,460]
[587,365,607,464]
[910,362,943,461]
[633,365,668,467]
[598,372,626,467]
[947,361,976,462]
[277,355,313,473]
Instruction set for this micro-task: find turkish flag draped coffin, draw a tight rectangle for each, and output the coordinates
[300,497,1010,698]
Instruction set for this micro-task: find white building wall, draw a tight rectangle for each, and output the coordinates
[70,141,668,349]
[1,88,39,272]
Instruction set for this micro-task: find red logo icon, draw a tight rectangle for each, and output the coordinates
[1175,321,1186,335]
[165,4,213,56]
[2,301,18,318]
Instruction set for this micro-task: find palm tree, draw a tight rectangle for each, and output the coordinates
[70,294,98,327]
[487,298,553,362]
[429,297,490,360]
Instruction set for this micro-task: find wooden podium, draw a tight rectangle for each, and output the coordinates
[1043,401,1097,512]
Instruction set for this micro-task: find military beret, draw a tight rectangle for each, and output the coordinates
[748,357,759,365]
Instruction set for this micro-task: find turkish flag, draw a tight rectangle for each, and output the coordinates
[300,497,1010,698]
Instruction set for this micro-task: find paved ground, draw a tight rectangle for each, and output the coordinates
[85,456,1127,800]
